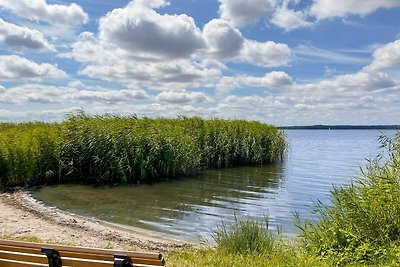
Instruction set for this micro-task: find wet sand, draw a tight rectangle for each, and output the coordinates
[0,191,189,252]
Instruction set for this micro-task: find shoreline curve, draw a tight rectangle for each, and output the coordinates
[0,191,190,252]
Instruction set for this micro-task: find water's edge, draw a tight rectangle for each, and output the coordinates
[32,130,394,243]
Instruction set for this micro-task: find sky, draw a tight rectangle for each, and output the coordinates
[0,0,399,126]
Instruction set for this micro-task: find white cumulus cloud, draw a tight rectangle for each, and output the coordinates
[156,91,210,104]
[76,89,149,102]
[0,0,88,25]
[99,0,205,60]
[0,18,54,51]
[237,40,292,67]
[309,0,400,20]
[203,19,244,58]
[64,0,291,90]
[218,71,293,92]
[240,71,293,89]
[218,0,276,27]
[298,71,396,93]
[0,55,66,80]
[365,39,400,71]
[271,6,311,31]
[213,66,400,125]
[0,83,149,104]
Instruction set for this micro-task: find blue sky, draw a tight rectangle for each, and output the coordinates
[0,0,399,125]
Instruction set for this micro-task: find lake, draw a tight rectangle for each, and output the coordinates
[31,130,395,243]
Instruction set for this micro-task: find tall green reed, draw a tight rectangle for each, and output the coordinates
[0,123,61,188]
[0,114,285,187]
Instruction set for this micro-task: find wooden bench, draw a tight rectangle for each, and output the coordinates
[0,239,166,267]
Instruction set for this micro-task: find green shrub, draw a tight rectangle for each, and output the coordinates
[298,132,400,266]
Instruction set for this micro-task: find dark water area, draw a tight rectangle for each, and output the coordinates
[31,130,396,243]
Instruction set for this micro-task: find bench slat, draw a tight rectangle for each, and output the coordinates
[0,258,48,267]
[0,250,48,264]
[0,245,41,255]
[62,259,160,267]
[0,245,164,265]
[0,240,166,267]
[60,251,165,266]
[0,240,162,260]
[0,251,163,267]
[62,258,112,267]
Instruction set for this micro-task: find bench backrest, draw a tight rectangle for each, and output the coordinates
[0,239,166,267]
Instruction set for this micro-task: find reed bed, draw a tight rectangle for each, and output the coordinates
[0,115,285,188]
[0,122,62,187]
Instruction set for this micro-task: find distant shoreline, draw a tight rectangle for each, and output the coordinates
[279,125,400,130]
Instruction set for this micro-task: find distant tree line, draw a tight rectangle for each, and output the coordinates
[280,125,400,130]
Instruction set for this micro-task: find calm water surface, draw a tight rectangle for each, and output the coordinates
[31,130,395,243]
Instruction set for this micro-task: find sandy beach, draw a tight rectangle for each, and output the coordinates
[0,191,188,252]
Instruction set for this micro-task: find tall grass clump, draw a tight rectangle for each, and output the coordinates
[167,215,331,267]
[0,123,61,188]
[0,114,285,187]
[213,215,276,255]
[298,132,400,266]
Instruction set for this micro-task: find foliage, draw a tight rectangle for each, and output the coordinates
[0,114,285,187]
[297,132,400,266]
[0,123,61,188]
[169,215,330,266]
[167,247,331,267]
[4,129,400,266]
[212,215,276,255]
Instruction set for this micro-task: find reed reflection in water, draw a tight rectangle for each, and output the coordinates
[32,164,285,242]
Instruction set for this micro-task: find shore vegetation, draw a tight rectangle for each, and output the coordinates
[170,132,400,266]
[0,114,285,188]
[3,115,399,266]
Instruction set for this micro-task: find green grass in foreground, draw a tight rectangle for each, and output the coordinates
[0,114,285,188]
[167,247,400,267]
[167,215,330,267]
[167,247,330,267]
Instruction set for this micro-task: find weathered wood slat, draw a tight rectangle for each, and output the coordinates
[0,240,162,260]
[0,245,41,255]
[59,251,164,266]
[0,258,48,267]
[0,239,166,267]
[0,244,163,265]
[61,258,112,267]
[0,251,48,264]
